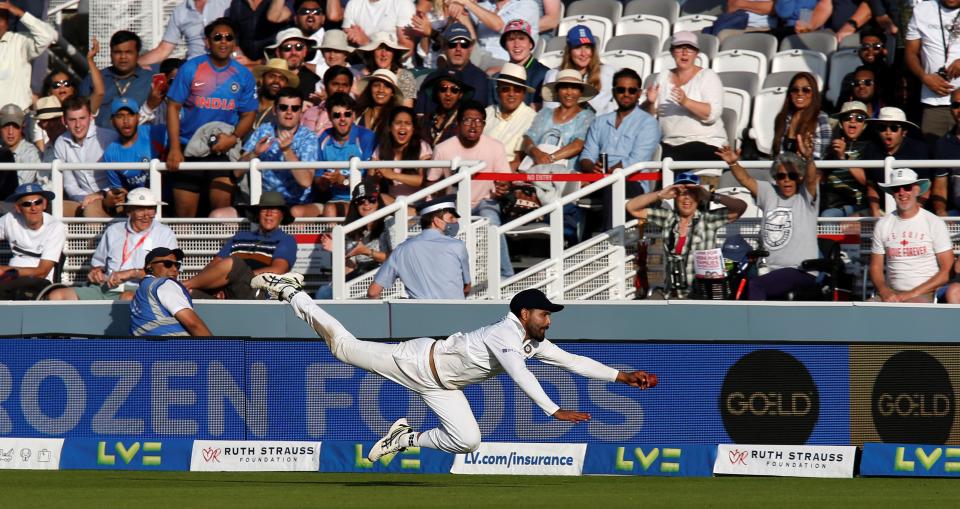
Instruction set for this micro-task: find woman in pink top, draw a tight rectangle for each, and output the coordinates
[371,106,433,203]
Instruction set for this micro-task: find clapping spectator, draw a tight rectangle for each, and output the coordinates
[644,32,726,162]
[0,183,65,300]
[53,96,118,218]
[0,1,57,111]
[773,72,830,160]
[371,106,432,201]
[484,63,536,170]
[543,25,616,115]
[822,101,871,217]
[83,31,153,130]
[354,32,417,106]
[166,18,257,218]
[357,69,402,132]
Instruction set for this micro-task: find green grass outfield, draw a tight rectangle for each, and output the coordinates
[2,471,960,509]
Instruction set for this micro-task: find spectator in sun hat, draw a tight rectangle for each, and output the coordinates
[500,19,548,106]
[47,188,177,302]
[252,58,301,130]
[354,31,417,106]
[31,95,65,163]
[821,100,871,218]
[415,22,492,116]
[870,168,953,303]
[626,172,746,298]
[184,191,297,300]
[130,246,212,337]
[857,106,941,217]
[484,62,536,169]
[0,183,65,300]
[356,68,403,132]
[265,27,321,102]
[367,195,470,299]
[542,24,616,115]
[446,0,538,66]
[419,69,475,146]
[315,30,354,82]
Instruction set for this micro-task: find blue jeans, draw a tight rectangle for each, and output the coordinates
[474,199,514,278]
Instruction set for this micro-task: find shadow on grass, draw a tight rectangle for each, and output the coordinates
[111,475,562,489]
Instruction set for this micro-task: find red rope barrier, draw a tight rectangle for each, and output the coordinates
[472,172,662,182]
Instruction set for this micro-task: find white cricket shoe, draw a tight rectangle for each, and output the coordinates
[251,272,304,301]
[367,418,415,462]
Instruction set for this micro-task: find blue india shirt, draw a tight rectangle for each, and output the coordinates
[167,55,258,145]
[316,126,377,201]
[102,125,168,189]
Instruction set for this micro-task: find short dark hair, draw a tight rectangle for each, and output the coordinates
[612,68,641,86]
[325,92,358,113]
[457,100,486,122]
[860,27,885,42]
[294,0,323,12]
[323,65,354,88]
[853,65,876,76]
[110,30,142,52]
[419,209,453,229]
[160,58,184,76]
[61,96,91,114]
[204,17,237,39]
[276,87,304,102]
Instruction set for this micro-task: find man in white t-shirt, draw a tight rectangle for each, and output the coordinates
[870,169,954,303]
[905,0,960,142]
[0,183,66,300]
[341,0,414,48]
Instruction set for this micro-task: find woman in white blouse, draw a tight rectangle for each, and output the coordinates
[642,31,726,161]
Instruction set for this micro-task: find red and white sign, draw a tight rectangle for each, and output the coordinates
[693,248,725,278]
[714,444,855,478]
[191,440,321,472]
[451,442,587,476]
[0,438,63,470]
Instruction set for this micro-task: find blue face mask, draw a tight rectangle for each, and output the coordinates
[443,220,460,238]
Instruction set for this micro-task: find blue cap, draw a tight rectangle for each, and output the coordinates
[674,172,701,186]
[443,22,473,43]
[110,97,139,116]
[722,234,752,263]
[566,25,595,48]
[8,182,55,203]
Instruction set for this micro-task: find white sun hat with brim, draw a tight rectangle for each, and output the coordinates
[124,187,167,207]
[866,106,919,130]
[879,168,930,195]
[541,69,598,103]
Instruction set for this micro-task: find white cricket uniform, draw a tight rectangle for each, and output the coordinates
[289,292,620,453]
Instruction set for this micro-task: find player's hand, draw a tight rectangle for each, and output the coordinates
[552,409,591,423]
[617,370,657,389]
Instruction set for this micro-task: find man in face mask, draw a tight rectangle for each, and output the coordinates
[367,198,471,299]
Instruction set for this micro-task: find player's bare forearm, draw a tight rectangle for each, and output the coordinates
[617,370,657,389]
[552,409,590,423]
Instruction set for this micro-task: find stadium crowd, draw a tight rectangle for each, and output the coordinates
[0,0,959,303]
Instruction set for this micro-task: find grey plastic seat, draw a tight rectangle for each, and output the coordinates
[679,0,724,17]
[605,33,659,57]
[762,71,800,90]
[720,33,777,63]
[718,71,759,95]
[722,107,740,148]
[623,0,679,23]
[780,31,838,56]
[565,0,622,22]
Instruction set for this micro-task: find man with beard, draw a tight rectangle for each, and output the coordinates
[415,23,492,116]
[292,0,339,71]
[82,31,154,129]
[252,273,658,458]
[166,18,257,218]
[870,169,953,303]
[265,28,321,101]
[252,58,299,130]
[101,97,168,193]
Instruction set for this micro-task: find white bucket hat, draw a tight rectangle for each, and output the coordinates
[541,69,598,103]
[866,106,919,130]
[125,187,166,207]
[879,168,930,194]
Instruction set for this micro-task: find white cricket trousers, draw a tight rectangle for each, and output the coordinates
[290,292,482,453]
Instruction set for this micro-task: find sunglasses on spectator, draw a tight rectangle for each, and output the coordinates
[887,184,915,193]
[876,123,902,133]
[51,80,72,89]
[355,196,378,205]
[331,110,354,119]
[842,113,867,123]
[774,172,801,181]
[951,101,960,109]
[447,41,472,49]
[297,7,321,14]
[277,103,302,112]
[281,42,306,52]
[849,78,874,87]
[614,86,639,94]
[17,198,44,208]
[461,117,485,125]
[439,85,462,94]
[211,32,235,42]
[150,260,182,269]
[789,86,813,95]
[860,42,884,50]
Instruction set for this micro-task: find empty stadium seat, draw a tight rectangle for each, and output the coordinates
[662,31,718,60]
[712,49,768,85]
[614,14,671,49]
[723,87,752,138]
[538,37,566,68]
[653,51,709,72]
[539,51,563,70]
[761,71,798,89]
[826,49,861,106]
[673,14,717,33]
[558,15,614,48]
[601,49,652,79]
[718,71,759,95]
[643,71,658,89]
[719,32,777,62]
[713,187,762,217]
[623,0,679,23]
[565,0,622,23]
[749,87,787,155]
[770,50,828,84]
[680,0,725,17]
[722,107,740,148]
[779,31,837,56]
[605,33,659,57]
[838,33,860,49]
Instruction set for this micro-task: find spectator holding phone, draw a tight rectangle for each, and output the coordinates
[139,58,184,127]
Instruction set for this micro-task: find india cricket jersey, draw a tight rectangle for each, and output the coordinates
[167,54,258,145]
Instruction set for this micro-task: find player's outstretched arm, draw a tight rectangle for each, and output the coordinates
[617,370,658,389]
[552,409,591,423]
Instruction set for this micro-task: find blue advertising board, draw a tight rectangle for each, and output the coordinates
[582,444,716,476]
[60,438,194,471]
[319,440,455,473]
[860,443,960,477]
[0,339,850,445]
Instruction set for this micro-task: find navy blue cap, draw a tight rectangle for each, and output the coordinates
[8,182,54,203]
[443,22,473,43]
[510,288,564,315]
[144,247,185,267]
[674,172,701,186]
[566,25,595,48]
